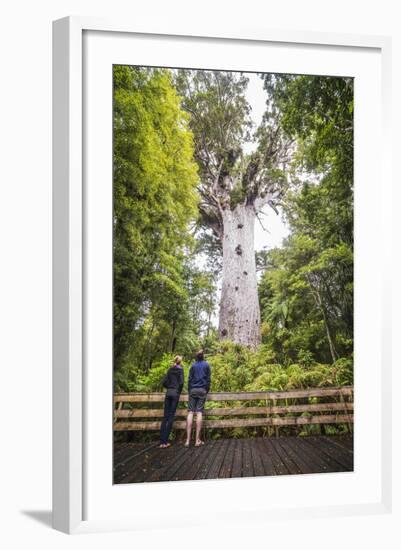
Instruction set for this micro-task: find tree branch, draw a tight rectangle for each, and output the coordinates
[255,212,270,232]
[198,202,224,240]
[253,188,284,213]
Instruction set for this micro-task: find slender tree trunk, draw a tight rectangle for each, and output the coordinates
[307,276,339,364]
[218,204,261,348]
[319,304,339,364]
[206,309,212,338]
[170,320,177,353]
[145,316,156,372]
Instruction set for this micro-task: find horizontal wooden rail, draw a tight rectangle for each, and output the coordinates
[114,386,353,403]
[114,386,354,432]
[114,414,354,431]
[115,402,353,419]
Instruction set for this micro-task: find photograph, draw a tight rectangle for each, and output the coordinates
[112,65,354,484]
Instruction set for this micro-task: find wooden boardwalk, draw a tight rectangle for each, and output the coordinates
[114,435,353,484]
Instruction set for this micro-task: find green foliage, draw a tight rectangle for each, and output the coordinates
[175,70,253,179]
[258,73,353,366]
[263,74,353,178]
[124,340,352,395]
[113,66,202,381]
[202,341,352,393]
[113,67,353,403]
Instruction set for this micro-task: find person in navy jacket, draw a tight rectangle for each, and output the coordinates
[185,350,211,447]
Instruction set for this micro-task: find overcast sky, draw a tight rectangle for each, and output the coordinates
[244,73,289,251]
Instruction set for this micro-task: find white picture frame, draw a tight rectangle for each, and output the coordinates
[52,16,392,534]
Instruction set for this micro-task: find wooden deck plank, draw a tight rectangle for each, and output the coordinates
[139,444,188,483]
[196,440,223,479]
[255,438,277,476]
[113,443,159,482]
[323,435,354,453]
[250,439,265,477]
[301,437,353,471]
[274,439,303,475]
[277,437,321,474]
[113,441,154,467]
[313,436,354,470]
[113,435,353,483]
[114,444,161,484]
[113,441,130,460]
[149,445,192,483]
[241,439,255,478]
[218,438,236,478]
[296,437,351,472]
[178,444,211,481]
[336,435,354,451]
[207,439,230,480]
[284,437,337,474]
[305,436,353,469]
[231,439,243,479]
[260,438,290,476]
[191,441,219,479]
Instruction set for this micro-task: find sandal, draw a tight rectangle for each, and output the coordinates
[195,440,205,447]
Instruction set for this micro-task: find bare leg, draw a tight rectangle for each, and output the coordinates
[195,412,203,445]
[185,411,193,446]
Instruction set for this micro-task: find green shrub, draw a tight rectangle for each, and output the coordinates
[116,342,353,395]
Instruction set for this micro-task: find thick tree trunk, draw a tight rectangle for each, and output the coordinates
[218,204,261,348]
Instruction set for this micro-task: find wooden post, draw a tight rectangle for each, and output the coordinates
[113,401,122,425]
[203,407,207,443]
[266,398,271,437]
[339,391,352,433]
[317,396,322,436]
[273,399,279,437]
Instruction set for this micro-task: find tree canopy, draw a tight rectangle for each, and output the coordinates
[258,74,353,365]
[113,66,201,382]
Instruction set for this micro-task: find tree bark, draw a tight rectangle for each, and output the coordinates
[318,300,339,364]
[170,319,177,353]
[218,204,261,348]
[306,274,339,364]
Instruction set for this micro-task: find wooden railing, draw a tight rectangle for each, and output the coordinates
[114,386,353,432]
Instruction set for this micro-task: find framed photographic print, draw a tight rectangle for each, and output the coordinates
[52,17,392,534]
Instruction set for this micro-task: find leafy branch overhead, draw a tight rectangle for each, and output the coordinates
[175,70,293,240]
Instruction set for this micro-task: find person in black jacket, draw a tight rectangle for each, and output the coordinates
[160,355,184,448]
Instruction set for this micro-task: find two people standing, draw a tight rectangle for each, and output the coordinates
[160,350,211,448]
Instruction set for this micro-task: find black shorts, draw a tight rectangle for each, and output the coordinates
[188,387,207,412]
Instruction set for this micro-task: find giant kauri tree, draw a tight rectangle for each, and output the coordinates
[176,70,292,348]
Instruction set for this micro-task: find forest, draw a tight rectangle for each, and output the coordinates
[113,65,354,400]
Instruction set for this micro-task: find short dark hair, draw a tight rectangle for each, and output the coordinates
[196,349,204,361]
